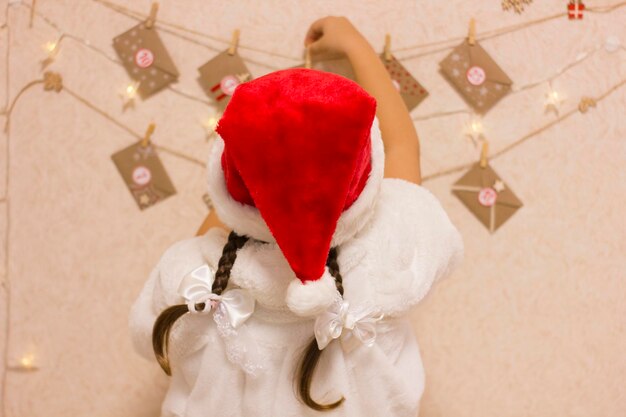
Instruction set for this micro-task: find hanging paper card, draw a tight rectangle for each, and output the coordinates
[111,142,176,210]
[198,50,252,112]
[113,22,179,99]
[439,40,513,114]
[451,162,523,233]
[381,54,429,111]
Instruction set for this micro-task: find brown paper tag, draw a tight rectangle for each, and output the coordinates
[113,22,180,99]
[451,162,523,233]
[198,50,252,112]
[380,54,429,111]
[111,142,176,210]
[439,40,513,114]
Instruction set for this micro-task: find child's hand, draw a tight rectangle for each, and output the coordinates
[304,17,422,185]
[304,16,368,59]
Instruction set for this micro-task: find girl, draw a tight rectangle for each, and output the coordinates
[130,16,463,417]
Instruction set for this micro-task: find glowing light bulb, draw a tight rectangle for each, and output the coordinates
[205,116,218,130]
[44,41,58,54]
[464,116,485,146]
[119,81,141,109]
[549,91,559,101]
[42,34,63,62]
[545,87,566,116]
[125,82,139,99]
[202,115,220,140]
[19,353,36,370]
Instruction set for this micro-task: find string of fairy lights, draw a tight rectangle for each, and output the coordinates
[13,1,626,159]
[411,39,623,124]
[90,0,626,59]
[1,1,625,414]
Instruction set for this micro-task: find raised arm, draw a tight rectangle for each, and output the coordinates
[197,17,422,236]
[305,16,422,185]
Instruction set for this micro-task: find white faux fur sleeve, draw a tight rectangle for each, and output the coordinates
[128,263,162,361]
[339,178,465,317]
[128,227,229,362]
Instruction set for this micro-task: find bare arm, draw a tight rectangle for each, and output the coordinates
[197,17,422,235]
[305,16,422,184]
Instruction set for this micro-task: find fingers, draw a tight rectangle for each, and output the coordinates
[307,39,325,55]
[304,17,328,46]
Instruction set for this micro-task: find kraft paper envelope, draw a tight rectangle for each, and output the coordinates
[380,54,429,111]
[451,162,523,233]
[111,142,176,210]
[113,22,180,99]
[440,39,513,114]
[198,50,252,112]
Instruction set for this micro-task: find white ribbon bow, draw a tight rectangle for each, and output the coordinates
[178,264,254,329]
[177,264,266,376]
[314,299,384,351]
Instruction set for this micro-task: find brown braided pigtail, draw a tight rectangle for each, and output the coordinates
[326,247,344,297]
[296,246,345,411]
[152,231,249,375]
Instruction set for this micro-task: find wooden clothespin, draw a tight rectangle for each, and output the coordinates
[384,33,392,62]
[468,18,476,46]
[228,29,240,56]
[145,2,159,29]
[304,45,312,69]
[479,139,489,168]
[141,123,156,147]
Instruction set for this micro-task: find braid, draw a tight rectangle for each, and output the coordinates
[152,231,249,375]
[212,231,249,295]
[326,247,344,296]
[296,245,345,411]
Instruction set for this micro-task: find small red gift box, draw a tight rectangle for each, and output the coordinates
[568,0,585,19]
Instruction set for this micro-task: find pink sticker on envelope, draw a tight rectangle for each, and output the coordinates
[135,48,155,68]
[478,187,497,207]
[467,65,486,86]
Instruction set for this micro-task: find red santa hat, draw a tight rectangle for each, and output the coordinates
[206,68,384,317]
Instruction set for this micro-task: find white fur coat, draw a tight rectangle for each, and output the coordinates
[129,178,464,417]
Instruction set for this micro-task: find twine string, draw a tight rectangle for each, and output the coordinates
[91,0,296,67]
[422,79,626,182]
[394,1,626,55]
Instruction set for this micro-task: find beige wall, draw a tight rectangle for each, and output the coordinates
[1,1,625,416]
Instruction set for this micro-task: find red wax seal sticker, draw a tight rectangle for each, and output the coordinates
[478,187,497,207]
[132,165,152,186]
[134,48,154,68]
[466,66,486,86]
[220,75,240,96]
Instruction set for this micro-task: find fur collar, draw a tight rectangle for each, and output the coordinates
[187,178,464,320]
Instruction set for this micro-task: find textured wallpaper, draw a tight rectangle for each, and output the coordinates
[0,1,625,416]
